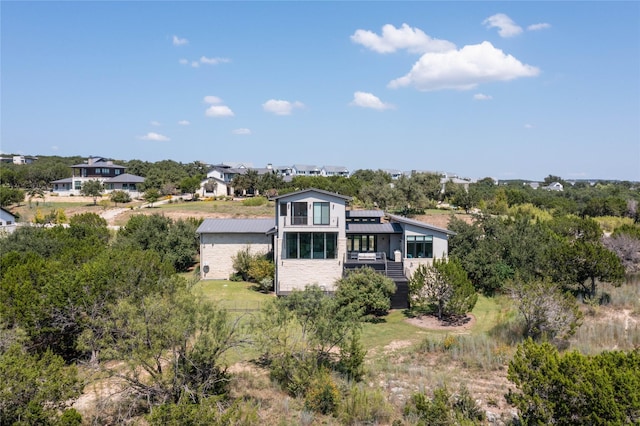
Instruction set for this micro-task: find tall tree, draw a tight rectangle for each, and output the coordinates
[409,259,477,320]
[80,179,103,205]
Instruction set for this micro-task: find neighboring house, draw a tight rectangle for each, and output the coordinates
[542,182,564,191]
[0,207,17,234]
[197,188,455,307]
[321,166,350,178]
[383,169,404,180]
[50,156,145,197]
[201,163,275,197]
[0,155,37,164]
[440,176,475,193]
[292,164,321,176]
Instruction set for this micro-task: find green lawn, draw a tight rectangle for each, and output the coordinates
[156,200,274,217]
[191,280,508,357]
[192,279,273,311]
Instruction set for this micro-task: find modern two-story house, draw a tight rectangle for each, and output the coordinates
[196,188,455,307]
[51,156,145,197]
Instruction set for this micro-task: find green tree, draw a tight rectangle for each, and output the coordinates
[0,185,25,207]
[143,187,161,206]
[180,176,202,199]
[506,278,583,343]
[80,179,104,205]
[409,259,477,320]
[252,285,364,394]
[109,189,131,206]
[0,341,82,425]
[335,267,396,321]
[94,285,246,409]
[27,187,45,208]
[507,339,640,425]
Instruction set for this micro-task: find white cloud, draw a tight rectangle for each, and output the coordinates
[178,120,190,126]
[262,99,304,115]
[51,145,59,151]
[179,58,189,65]
[351,23,456,54]
[204,96,223,104]
[205,105,234,117]
[150,120,161,126]
[172,35,188,46]
[473,93,493,101]
[388,41,540,91]
[139,132,170,141]
[350,91,394,110]
[524,123,534,129]
[232,128,252,135]
[528,23,551,31]
[191,61,200,68]
[200,56,231,65]
[483,13,523,38]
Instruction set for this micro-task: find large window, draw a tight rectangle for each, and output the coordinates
[347,235,376,252]
[406,235,433,258]
[285,232,337,259]
[292,202,308,225]
[313,202,330,225]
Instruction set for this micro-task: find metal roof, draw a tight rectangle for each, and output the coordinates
[105,173,145,183]
[197,218,274,234]
[273,188,352,201]
[51,177,72,183]
[346,209,385,218]
[387,214,456,235]
[70,161,125,169]
[346,223,402,234]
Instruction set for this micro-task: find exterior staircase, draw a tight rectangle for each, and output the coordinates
[386,261,409,309]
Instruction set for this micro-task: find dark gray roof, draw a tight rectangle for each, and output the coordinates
[51,177,72,183]
[273,188,352,201]
[346,223,402,234]
[105,173,145,183]
[71,161,125,169]
[387,214,456,235]
[346,209,385,218]
[197,218,274,234]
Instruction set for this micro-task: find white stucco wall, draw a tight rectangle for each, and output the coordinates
[200,233,271,280]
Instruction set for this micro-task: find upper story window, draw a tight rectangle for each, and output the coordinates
[279,202,287,217]
[292,202,308,225]
[313,202,330,225]
[115,169,121,175]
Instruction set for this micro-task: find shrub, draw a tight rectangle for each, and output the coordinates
[339,384,394,425]
[404,384,484,425]
[335,267,396,320]
[242,196,267,207]
[247,258,275,285]
[304,369,340,415]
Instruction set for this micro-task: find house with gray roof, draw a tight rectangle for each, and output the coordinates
[51,156,145,197]
[321,165,350,177]
[0,207,18,234]
[197,188,454,307]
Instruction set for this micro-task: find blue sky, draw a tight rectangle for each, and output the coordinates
[2,1,639,181]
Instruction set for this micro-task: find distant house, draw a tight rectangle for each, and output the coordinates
[0,207,17,234]
[321,165,350,177]
[292,164,321,176]
[197,188,454,307]
[201,163,275,197]
[0,155,37,165]
[50,156,144,197]
[543,182,564,191]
